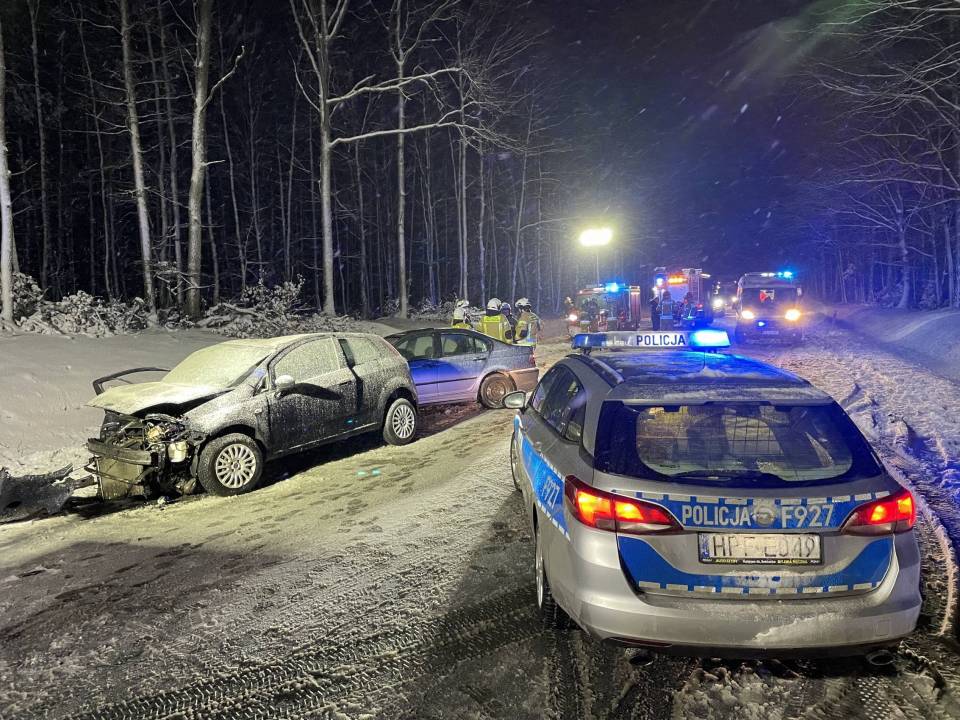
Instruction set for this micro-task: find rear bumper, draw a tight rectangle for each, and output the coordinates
[547,523,921,654]
[509,367,540,393]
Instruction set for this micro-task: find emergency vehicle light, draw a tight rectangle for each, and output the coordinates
[667,275,686,285]
[605,282,620,293]
[571,329,730,351]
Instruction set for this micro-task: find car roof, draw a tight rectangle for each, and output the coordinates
[387,327,501,343]
[570,350,832,404]
[219,332,348,353]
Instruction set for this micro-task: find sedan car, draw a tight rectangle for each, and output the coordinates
[506,330,920,657]
[86,332,417,500]
[386,328,539,408]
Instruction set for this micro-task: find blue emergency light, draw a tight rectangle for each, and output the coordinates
[604,282,621,293]
[572,329,730,352]
[776,270,794,279]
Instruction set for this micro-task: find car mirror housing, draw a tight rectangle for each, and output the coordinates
[503,390,527,410]
[274,374,296,392]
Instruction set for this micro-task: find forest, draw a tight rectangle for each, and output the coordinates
[0,0,959,328]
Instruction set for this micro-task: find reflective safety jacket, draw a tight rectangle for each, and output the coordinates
[480,313,511,342]
[451,319,473,330]
[515,311,542,345]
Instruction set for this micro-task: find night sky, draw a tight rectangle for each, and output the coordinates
[530,0,831,279]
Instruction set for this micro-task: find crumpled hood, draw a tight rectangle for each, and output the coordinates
[87,381,224,416]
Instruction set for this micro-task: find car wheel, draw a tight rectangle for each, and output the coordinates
[480,373,514,409]
[196,433,264,496]
[510,433,522,493]
[383,397,418,445]
[536,520,568,628]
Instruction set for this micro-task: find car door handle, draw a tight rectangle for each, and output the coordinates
[471,357,485,362]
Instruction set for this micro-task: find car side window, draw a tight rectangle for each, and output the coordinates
[530,367,563,414]
[441,332,480,357]
[563,390,588,443]
[340,337,380,367]
[274,339,340,383]
[470,335,491,354]
[393,334,436,360]
[541,369,583,435]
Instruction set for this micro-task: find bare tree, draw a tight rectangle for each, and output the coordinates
[0,16,14,326]
[119,0,158,321]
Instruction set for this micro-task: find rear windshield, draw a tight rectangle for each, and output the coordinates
[594,401,881,487]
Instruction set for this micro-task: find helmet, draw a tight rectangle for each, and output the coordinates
[502,303,512,314]
[453,307,467,320]
[515,297,530,310]
[456,299,470,309]
[487,298,502,311]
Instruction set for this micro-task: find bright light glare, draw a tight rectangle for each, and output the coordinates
[579,227,613,247]
[605,282,620,293]
[568,313,579,322]
[729,296,737,303]
[785,308,801,322]
[741,309,756,320]
[711,297,724,309]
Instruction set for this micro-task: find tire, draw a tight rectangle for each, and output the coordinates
[479,373,514,409]
[196,433,264,496]
[536,520,568,628]
[382,396,418,445]
[510,433,522,493]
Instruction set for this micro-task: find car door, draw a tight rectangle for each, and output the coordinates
[392,332,440,403]
[436,332,489,402]
[338,336,387,429]
[267,338,357,453]
[516,367,567,517]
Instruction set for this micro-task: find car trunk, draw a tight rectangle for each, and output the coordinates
[598,475,896,600]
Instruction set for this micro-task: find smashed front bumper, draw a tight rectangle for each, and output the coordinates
[85,438,157,500]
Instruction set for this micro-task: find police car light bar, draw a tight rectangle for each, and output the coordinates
[571,329,731,351]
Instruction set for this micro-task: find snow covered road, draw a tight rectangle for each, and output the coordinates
[2,325,960,719]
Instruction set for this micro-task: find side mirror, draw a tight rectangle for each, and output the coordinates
[503,390,527,410]
[274,374,295,392]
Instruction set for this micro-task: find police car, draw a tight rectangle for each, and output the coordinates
[504,330,920,656]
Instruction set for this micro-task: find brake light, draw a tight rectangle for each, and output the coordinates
[842,489,915,535]
[564,476,679,534]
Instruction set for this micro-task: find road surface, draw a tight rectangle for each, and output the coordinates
[2,322,960,719]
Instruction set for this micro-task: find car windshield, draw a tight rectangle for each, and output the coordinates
[743,287,799,306]
[594,401,881,486]
[163,344,270,388]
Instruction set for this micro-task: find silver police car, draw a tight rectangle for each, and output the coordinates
[505,330,920,656]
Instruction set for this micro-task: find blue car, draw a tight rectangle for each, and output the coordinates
[386,328,539,408]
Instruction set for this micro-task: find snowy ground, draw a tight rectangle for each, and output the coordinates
[1,318,960,718]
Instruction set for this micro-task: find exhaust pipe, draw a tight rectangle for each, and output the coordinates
[865,649,897,667]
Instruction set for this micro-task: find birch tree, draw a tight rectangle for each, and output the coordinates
[0,15,14,326]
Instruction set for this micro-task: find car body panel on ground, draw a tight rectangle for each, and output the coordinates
[510,340,921,655]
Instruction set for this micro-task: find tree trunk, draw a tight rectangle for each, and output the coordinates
[27,0,52,291]
[78,7,113,298]
[477,143,486,304]
[354,142,370,317]
[204,167,220,304]
[185,0,212,319]
[145,13,168,304]
[157,0,182,305]
[120,0,158,322]
[897,224,910,309]
[0,17,14,325]
[395,56,408,317]
[217,29,243,295]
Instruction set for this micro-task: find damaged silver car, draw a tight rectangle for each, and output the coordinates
[86,333,418,499]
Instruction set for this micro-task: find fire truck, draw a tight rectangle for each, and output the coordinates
[651,267,713,330]
[566,282,645,336]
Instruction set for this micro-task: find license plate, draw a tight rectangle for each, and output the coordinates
[699,533,821,565]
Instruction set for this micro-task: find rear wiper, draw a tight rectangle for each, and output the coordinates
[672,470,785,483]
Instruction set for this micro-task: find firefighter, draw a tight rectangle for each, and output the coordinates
[451,300,472,329]
[514,298,542,346]
[501,302,517,341]
[479,298,511,342]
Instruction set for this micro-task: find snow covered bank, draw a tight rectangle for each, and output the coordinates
[825,304,960,382]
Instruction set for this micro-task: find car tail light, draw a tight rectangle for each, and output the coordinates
[564,475,679,535]
[842,489,915,535]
